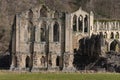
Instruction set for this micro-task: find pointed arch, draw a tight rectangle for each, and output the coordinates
[78,15,83,32]
[84,15,88,32]
[28,9,33,20]
[110,32,114,39]
[104,32,107,38]
[28,21,33,42]
[116,32,119,39]
[40,56,45,66]
[40,5,47,17]
[26,56,30,68]
[73,15,77,31]
[40,21,46,42]
[110,40,120,52]
[28,21,33,33]
[54,11,59,18]
[53,22,59,42]
[56,56,60,66]
[112,22,115,30]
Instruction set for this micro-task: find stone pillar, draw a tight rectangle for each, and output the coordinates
[10,54,16,70]
[51,54,57,68]
[115,21,117,30]
[83,18,85,33]
[113,32,115,39]
[13,54,23,70]
[118,22,120,30]
[96,23,98,33]
[35,27,40,42]
[63,53,76,72]
[108,42,111,51]
[32,52,47,72]
[69,54,74,68]
[77,17,79,31]
[32,53,38,69]
[48,53,59,71]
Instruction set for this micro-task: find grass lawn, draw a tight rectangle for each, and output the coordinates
[0,71,120,80]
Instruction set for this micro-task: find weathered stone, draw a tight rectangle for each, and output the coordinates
[9,4,120,73]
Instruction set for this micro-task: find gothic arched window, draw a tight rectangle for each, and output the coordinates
[28,21,33,42]
[26,56,30,68]
[56,56,60,66]
[84,15,88,32]
[116,32,119,39]
[40,6,47,17]
[28,9,33,21]
[73,15,77,31]
[41,56,45,67]
[104,32,107,38]
[53,22,59,42]
[111,32,114,39]
[54,11,59,18]
[40,21,46,42]
[78,15,83,32]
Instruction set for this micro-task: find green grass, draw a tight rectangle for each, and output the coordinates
[0,72,120,80]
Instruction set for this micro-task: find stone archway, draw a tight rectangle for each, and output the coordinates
[84,15,88,32]
[40,21,47,42]
[26,56,30,68]
[28,9,33,20]
[40,56,45,67]
[73,15,77,31]
[40,5,47,17]
[104,32,107,38]
[56,56,60,66]
[78,15,83,32]
[110,40,120,52]
[110,32,114,39]
[53,22,59,42]
[115,32,119,39]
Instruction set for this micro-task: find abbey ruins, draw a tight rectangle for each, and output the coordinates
[10,4,120,72]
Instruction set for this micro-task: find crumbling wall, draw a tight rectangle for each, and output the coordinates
[73,33,120,73]
[73,34,105,70]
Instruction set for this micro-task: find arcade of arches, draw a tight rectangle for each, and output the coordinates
[10,4,120,72]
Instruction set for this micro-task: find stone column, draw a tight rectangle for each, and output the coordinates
[15,54,23,70]
[77,17,79,31]
[113,32,115,39]
[97,21,99,31]
[63,53,76,72]
[10,54,16,70]
[68,54,74,68]
[118,22,120,30]
[83,18,85,33]
[41,54,47,68]
[108,42,111,51]
[48,53,59,71]
[51,54,57,68]
[32,53,38,68]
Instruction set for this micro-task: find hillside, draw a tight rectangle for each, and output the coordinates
[0,0,120,54]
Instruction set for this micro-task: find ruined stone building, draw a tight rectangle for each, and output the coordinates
[10,4,120,71]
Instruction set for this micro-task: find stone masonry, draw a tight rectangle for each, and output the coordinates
[10,4,120,72]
